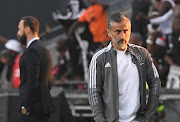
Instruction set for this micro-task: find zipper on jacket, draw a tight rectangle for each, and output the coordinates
[131,54,144,112]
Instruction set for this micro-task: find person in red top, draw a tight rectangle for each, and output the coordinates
[68,0,110,49]
[11,44,26,89]
[11,53,22,89]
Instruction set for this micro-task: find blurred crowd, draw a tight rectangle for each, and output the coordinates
[0,0,180,91]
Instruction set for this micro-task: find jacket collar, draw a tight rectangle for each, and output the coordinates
[26,37,40,48]
[126,44,136,56]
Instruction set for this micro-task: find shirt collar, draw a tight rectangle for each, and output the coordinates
[114,47,127,53]
[110,41,127,53]
[26,37,40,48]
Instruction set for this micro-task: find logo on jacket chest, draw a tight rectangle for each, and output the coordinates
[135,54,142,62]
[136,54,144,65]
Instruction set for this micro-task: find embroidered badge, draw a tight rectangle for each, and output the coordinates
[136,54,142,62]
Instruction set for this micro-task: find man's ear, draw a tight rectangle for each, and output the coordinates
[25,26,30,34]
[107,29,111,37]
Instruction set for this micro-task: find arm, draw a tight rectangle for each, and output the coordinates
[39,24,51,39]
[0,36,8,43]
[60,65,72,83]
[48,74,53,90]
[88,56,106,122]
[20,48,40,111]
[144,1,173,20]
[145,49,161,120]
[150,9,174,24]
[165,55,177,66]
[68,20,82,38]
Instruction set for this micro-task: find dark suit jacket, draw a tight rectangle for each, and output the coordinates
[19,40,53,114]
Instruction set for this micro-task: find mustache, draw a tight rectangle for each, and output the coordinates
[117,39,126,42]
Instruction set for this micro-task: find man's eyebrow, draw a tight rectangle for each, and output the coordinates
[115,29,128,31]
[115,29,121,31]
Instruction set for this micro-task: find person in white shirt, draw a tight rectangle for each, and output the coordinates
[88,12,160,122]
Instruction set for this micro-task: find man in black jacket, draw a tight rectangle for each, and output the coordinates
[17,16,53,122]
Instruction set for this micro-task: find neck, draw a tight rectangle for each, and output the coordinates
[26,33,38,44]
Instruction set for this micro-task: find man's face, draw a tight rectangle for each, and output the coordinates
[107,19,131,51]
[17,20,27,45]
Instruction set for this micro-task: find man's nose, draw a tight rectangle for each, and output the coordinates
[17,31,20,36]
[119,32,125,39]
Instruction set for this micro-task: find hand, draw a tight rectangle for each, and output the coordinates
[52,12,58,20]
[0,55,7,63]
[45,24,51,34]
[21,106,30,115]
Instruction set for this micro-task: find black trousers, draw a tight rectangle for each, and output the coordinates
[20,112,50,122]
[20,102,50,122]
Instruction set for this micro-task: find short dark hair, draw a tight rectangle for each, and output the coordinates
[108,12,129,30]
[21,16,39,33]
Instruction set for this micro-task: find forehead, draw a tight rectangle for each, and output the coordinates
[111,19,131,29]
[18,20,24,27]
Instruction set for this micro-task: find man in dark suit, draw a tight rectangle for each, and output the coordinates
[17,16,53,122]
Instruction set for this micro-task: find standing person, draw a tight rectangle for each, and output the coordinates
[88,12,160,122]
[17,16,53,122]
[68,0,111,50]
[53,39,72,83]
[131,0,151,47]
[165,0,180,67]
[11,44,26,89]
[0,39,22,88]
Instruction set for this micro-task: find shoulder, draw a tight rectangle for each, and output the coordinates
[29,41,47,51]
[91,45,111,62]
[86,4,102,12]
[24,47,40,59]
[26,41,44,55]
[128,44,149,60]
[129,43,148,53]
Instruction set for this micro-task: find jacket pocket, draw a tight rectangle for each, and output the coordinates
[105,114,117,122]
